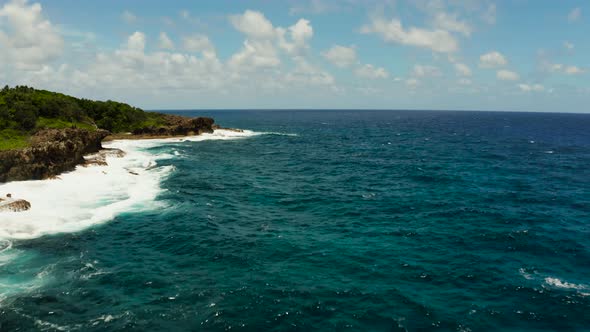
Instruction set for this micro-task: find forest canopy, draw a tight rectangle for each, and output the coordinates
[0,86,165,134]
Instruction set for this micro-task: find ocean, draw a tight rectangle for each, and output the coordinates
[0,110,589,331]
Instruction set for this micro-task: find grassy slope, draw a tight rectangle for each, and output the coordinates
[0,86,169,151]
[0,129,29,150]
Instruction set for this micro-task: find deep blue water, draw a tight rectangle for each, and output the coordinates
[1,110,590,331]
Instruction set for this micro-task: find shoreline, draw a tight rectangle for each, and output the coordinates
[103,127,244,141]
[0,128,258,240]
[0,116,220,184]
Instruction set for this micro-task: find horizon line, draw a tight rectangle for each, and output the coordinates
[147,108,590,115]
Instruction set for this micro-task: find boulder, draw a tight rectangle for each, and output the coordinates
[0,198,31,212]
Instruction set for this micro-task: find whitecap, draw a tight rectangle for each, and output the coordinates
[544,277,588,291]
[0,129,268,241]
[0,140,171,240]
[0,128,265,302]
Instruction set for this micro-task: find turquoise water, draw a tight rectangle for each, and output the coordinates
[1,110,589,331]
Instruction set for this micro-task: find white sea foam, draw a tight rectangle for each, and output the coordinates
[0,140,170,240]
[544,277,588,291]
[519,269,588,296]
[0,129,263,241]
[0,129,276,304]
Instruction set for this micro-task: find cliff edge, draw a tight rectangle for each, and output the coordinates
[0,129,109,182]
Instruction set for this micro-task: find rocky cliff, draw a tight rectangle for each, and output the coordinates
[0,129,109,182]
[131,115,215,137]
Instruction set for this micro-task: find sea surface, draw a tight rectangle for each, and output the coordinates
[0,110,589,331]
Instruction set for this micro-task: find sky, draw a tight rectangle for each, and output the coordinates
[0,0,589,112]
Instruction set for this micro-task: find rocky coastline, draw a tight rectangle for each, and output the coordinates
[0,115,215,184]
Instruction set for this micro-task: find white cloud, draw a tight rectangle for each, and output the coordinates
[355,64,389,79]
[413,64,441,77]
[454,63,472,76]
[228,39,280,70]
[0,0,64,70]
[289,18,313,46]
[121,10,137,24]
[479,51,507,68]
[183,35,214,53]
[433,12,471,36]
[322,45,357,67]
[285,57,334,86]
[568,7,581,22]
[549,63,585,75]
[519,84,545,92]
[564,41,574,50]
[277,18,313,54]
[230,10,276,40]
[48,31,226,94]
[228,10,315,72]
[159,32,174,50]
[127,31,146,52]
[361,17,458,53]
[497,69,519,81]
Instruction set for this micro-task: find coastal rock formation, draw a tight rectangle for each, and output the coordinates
[84,148,126,167]
[0,129,110,182]
[131,115,215,137]
[0,196,31,212]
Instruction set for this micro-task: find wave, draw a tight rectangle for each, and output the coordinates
[0,129,269,241]
[544,277,588,291]
[258,132,299,137]
[519,268,588,296]
[0,140,171,240]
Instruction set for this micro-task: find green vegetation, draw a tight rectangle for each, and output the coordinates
[0,129,29,150]
[0,85,167,150]
[36,117,96,131]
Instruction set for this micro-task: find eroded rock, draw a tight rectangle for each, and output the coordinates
[0,198,31,212]
[0,129,110,182]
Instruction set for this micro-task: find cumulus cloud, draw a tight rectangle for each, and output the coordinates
[496,69,519,81]
[413,64,441,77]
[230,10,276,40]
[0,0,64,70]
[568,7,581,22]
[479,51,507,68]
[433,12,471,36]
[228,10,315,72]
[322,45,357,67]
[277,18,313,54]
[159,32,174,50]
[454,63,472,76]
[355,64,389,79]
[519,84,545,92]
[549,63,585,75]
[361,16,458,53]
[228,39,280,70]
[285,57,334,86]
[126,31,146,52]
[183,35,214,53]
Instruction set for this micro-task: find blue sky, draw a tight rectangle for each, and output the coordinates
[0,0,588,112]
